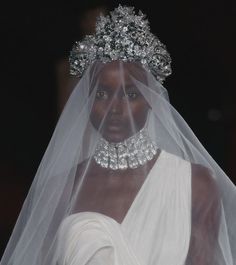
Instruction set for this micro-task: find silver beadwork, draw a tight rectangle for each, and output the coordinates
[69,5,172,83]
[93,128,158,170]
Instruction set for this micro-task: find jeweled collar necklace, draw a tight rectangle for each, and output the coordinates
[93,128,158,170]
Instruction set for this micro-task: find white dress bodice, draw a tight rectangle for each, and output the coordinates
[56,150,192,265]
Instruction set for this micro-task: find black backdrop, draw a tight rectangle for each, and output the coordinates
[1,0,236,258]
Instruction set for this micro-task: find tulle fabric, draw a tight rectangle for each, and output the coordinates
[1,61,236,265]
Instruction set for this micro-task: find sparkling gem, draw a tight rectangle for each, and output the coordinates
[69,5,172,84]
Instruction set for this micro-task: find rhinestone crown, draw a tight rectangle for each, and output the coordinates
[69,5,172,83]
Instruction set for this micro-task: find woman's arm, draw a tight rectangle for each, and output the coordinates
[185,164,221,265]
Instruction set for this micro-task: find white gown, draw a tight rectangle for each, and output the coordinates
[56,150,192,265]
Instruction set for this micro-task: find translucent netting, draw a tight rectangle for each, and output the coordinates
[1,61,236,265]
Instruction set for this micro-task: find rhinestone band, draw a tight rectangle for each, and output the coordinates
[93,128,158,170]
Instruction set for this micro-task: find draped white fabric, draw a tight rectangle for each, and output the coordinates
[56,150,191,265]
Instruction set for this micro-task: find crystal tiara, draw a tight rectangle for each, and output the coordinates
[69,5,172,83]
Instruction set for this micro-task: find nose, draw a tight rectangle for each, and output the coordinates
[110,97,123,115]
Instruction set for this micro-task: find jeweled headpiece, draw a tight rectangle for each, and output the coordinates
[69,5,172,83]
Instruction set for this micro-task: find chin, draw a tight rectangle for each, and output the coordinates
[103,133,126,143]
[102,130,138,143]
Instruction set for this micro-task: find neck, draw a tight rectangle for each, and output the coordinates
[93,128,158,170]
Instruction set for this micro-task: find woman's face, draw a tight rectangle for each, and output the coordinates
[90,61,149,143]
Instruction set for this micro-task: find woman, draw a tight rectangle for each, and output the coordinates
[1,5,235,265]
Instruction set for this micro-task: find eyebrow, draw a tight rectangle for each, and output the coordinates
[125,85,137,90]
[96,84,110,90]
[95,83,140,94]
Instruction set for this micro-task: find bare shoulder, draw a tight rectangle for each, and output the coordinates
[75,158,101,180]
[74,158,94,181]
[191,164,218,193]
[76,159,89,174]
[191,163,220,210]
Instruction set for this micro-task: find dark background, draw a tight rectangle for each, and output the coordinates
[1,0,236,258]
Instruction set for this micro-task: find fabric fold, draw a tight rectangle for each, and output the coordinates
[56,212,141,265]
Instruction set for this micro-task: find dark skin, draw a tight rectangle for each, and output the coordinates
[90,61,149,143]
[73,61,221,264]
[186,164,221,265]
[73,155,159,223]
[73,61,159,222]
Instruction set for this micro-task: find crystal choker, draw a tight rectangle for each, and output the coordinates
[93,128,158,170]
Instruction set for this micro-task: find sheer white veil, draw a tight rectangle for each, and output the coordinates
[0,60,235,265]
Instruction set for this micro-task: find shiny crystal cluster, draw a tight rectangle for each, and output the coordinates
[93,128,158,170]
[69,5,172,83]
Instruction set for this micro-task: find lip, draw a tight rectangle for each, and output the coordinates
[109,120,122,125]
[106,119,123,130]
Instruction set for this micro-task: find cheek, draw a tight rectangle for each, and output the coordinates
[127,101,149,127]
[90,103,106,129]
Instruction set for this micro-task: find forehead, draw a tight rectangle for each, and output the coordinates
[95,61,145,86]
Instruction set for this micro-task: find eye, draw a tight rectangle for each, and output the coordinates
[125,91,139,100]
[96,90,108,99]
